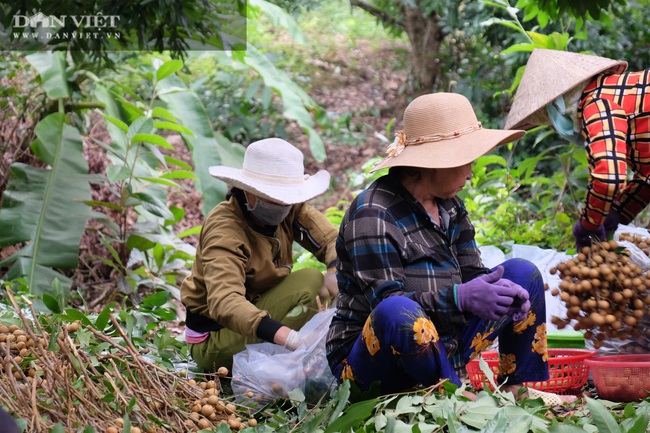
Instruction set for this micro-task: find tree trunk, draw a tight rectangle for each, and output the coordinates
[350,0,446,95]
[402,3,445,95]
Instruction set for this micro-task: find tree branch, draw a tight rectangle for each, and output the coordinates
[349,0,404,30]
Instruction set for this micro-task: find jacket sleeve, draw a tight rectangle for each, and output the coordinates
[580,96,628,230]
[292,203,339,268]
[200,215,268,338]
[451,198,490,282]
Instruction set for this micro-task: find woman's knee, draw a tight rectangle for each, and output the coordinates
[372,295,423,324]
[500,258,542,288]
[292,267,324,294]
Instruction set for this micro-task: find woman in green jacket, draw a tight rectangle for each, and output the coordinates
[181,138,339,372]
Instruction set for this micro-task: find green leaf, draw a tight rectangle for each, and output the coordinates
[327,380,352,426]
[128,117,155,136]
[42,292,62,314]
[154,120,194,135]
[62,309,93,326]
[143,291,171,308]
[0,113,91,294]
[126,234,157,252]
[137,176,182,188]
[95,85,128,154]
[26,51,71,99]
[626,413,650,433]
[151,107,178,122]
[95,304,112,332]
[82,200,123,211]
[586,397,623,433]
[155,59,184,82]
[324,398,379,433]
[549,425,593,433]
[160,170,197,180]
[131,133,173,150]
[249,0,306,43]
[240,45,326,161]
[51,424,66,433]
[157,76,239,215]
[177,226,202,238]
[99,236,124,268]
[164,156,192,170]
[103,114,129,133]
[130,192,175,220]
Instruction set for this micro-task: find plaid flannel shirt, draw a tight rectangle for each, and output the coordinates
[579,69,650,230]
[326,172,490,371]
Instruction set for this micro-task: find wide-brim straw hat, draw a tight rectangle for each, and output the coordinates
[372,92,525,172]
[209,138,330,205]
[504,49,628,130]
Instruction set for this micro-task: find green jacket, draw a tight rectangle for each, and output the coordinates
[181,192,338,338]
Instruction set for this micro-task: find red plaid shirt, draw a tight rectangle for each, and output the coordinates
[578,69,650,230]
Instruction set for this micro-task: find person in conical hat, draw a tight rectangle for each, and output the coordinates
[504,48,650,250]
[326,92,577,405]
[180,138,339,372]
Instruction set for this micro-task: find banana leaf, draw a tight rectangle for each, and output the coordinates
[157,74,245,216]
[0,113,91,294]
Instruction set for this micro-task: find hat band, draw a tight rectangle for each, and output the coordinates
[242,167,307,185]
[386,122,483,158]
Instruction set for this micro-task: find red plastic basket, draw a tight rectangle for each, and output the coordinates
[466,348,598,395]
[585,354,650,402]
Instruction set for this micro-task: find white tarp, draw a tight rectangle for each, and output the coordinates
[480,224,650,350]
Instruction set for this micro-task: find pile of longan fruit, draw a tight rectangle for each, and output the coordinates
[0,322,76,383]
[1,322,255,432]
[618,232,650,257]
[183,376,257,431]
[549,240,650,352]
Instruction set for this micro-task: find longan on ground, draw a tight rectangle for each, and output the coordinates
[550,239,650,353]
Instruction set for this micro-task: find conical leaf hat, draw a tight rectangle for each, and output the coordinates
[504,49,628,130]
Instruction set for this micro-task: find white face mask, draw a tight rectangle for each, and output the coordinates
[245,195,292,226]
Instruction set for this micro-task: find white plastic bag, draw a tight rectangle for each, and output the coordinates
[231,308,336,406]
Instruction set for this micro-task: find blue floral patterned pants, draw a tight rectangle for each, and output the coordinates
[332,258,549,394]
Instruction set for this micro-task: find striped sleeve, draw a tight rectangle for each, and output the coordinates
[581,96,628,230]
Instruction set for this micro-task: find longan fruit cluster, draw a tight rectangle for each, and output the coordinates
[550,240,650,351]
[0,323,77,382]
[182,374,256,432]
[619,232,650,257]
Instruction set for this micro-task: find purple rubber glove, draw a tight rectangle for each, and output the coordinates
[573,221,606,251]
[509,299,531,322]
[507,286,531,322]
[603,211,623,238]
[455,266,529,322]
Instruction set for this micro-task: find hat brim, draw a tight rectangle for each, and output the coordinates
[371,128,525,172]
[208,166,331,205]
[505,49,628,130]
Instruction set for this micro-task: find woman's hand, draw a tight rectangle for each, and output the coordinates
[573,221,606,251]
[273,326,301,350]
[455,266,529,322]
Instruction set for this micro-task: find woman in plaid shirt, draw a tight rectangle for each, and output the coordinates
[505,49,647,250]
[326,93,576,405]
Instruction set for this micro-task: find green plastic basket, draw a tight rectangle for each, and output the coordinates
[548,330,585,349]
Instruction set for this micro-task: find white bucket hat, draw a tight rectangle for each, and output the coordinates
[208,138,331,205]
